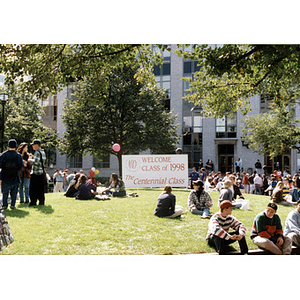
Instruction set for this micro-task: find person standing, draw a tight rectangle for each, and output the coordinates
[254,173,263,195]
[242,172,249,194]
[17,142,32,203]
[89,167,97,186]
[235,158,242,173]
[206,200,248,255]
[189,167,200,189]
[255,159,262,174]
[0,139,23,209]
[28,139,46,206]
[53,169,64,193]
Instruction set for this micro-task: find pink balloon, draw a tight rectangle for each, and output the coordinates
[112,143,121,152]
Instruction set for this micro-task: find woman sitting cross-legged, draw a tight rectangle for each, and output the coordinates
[188,179,213,219]
[101,173,126,197]
[154,185,185,218]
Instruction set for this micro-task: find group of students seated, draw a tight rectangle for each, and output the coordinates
[154,170,299,219]
[64,173,126,200]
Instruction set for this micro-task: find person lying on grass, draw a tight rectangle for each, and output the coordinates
[154,185,185,218]
[206,200,248,255]
[188,179,213,219]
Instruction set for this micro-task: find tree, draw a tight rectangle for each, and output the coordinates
[0,84,58,153]
[241,101,300,158]
[175,44,300,157]
[0,44,163,99]
[176,44,300,118]
[60,63,179,176]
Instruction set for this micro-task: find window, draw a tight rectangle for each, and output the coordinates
[45,147,57,168]
[67,154,82,169]
[182,108,203,168]
[152,45,171,111]
[216,114,237,138]
[93,155,110,169]
[261,94,274,113]
[42,94,57,130]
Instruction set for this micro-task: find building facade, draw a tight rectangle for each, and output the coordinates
[42,44,298,177]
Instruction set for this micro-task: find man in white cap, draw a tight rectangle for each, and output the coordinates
[206,200,248,254]
[0,139,23,209]
[28,139,47,206]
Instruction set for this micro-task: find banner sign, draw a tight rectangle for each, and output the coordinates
[122,154,188,188]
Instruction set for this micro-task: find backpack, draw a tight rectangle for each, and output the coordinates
[1,151,19,178]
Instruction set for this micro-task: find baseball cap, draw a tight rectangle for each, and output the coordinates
[30,139,41,146]
[8,139,17,148]
[267,202,278,212]
[220,200,236,210]
[193,179,204,187]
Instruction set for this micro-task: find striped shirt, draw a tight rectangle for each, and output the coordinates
[206,212,246,241]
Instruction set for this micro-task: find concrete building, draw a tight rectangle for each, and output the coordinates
[42,44,297,177]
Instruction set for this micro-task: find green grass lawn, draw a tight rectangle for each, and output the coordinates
[1,188,296,255]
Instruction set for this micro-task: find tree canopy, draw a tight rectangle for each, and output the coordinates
[60,62,179,175]
[0,84,58,152]
[176,44,300,118]
[176,44,300,158]
[0,44,162,99]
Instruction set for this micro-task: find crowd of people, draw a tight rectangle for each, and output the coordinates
[2,144,300,254]
[155,162,300,255]
[0,138,127,251]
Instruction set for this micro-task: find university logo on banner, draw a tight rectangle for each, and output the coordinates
[122,154,188,188]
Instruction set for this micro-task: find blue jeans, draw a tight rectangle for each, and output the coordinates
[191,207,210,217]
[1,181,19,208]
[19,177,30,203]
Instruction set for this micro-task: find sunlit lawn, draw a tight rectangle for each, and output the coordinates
[1,188,296,255]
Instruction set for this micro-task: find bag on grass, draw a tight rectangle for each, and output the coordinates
[0,207,14,251]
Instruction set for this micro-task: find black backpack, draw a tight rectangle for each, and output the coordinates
[1,151,19,178]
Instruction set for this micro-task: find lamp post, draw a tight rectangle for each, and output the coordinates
[0,93,8,153]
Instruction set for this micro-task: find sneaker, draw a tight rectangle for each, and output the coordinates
[201,215,210,219]
[10,206,15,209]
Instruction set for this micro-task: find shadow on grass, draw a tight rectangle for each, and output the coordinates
[35,205,55,214]
[3,208,29,218]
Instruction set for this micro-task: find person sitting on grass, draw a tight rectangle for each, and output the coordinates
[101,173,126,197]
[154,185,185,218]
[218,180,242,209]
[250,202,292,255]
[206,200,248,255]
[188,179,213,219]
[75,174,97,200]
[284,199,300,248]
[271,181,296,206]
[229,174,245,200]
[64,172,80,197]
